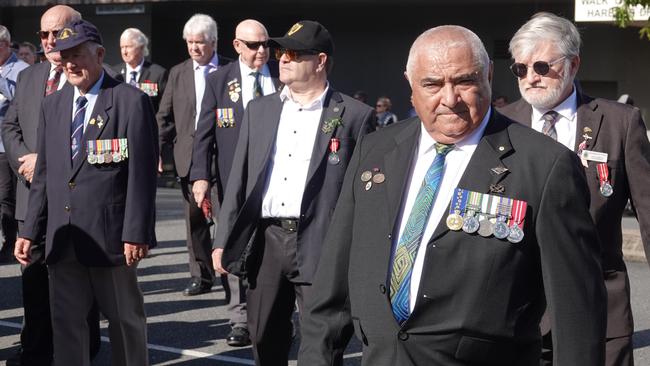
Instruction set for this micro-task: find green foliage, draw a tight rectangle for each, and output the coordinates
[614,0,650,40]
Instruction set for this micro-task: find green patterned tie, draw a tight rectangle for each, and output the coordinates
[251,71,263,99]
[390,142,454,324]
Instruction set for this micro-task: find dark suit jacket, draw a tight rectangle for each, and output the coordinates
[500,94,650,338]
[156,55,231,178]
[190,60,281,202]
[113,60,168,112]
[21,74,158,267]
[298,112,606,366]
[214,88,375,283]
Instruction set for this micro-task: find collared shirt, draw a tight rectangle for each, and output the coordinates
[49,62,68,91]
[72,71,104,132]
[261,83,330,218]
[531,88,578,151]
[0,53,29,152]
[125,58,144,84]
[238,59,276,109]
[397,107,491,311]
[193,53,220,128]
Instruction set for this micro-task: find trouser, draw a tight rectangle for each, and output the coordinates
[0,153,17,253]
[48,242,148,366]
[18,221,100,365]
[223,273,247,328]
[180,177,214,284]
[246,220,314,366]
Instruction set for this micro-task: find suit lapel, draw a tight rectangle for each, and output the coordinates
[257,96,284,170]
[304,90,344,185]
[184,60,196,108]
[574,93,602,152]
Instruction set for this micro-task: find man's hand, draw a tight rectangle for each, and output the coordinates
[192,179,209,208]
[124,242,149,266]
[14,237,33,265]
[18,153,37,183]
[212,248,229,274]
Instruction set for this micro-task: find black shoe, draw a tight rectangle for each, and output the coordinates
[226,327,251,347]
[182,278,212,296]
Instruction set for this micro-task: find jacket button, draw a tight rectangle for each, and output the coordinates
[379,284,386,294]
[398,331,409,341]
[68,182,76,188]
[64,205,70,212]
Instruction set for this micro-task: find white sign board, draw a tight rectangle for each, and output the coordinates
[575,0,650,22]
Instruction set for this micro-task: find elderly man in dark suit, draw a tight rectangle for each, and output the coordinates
[157,13,231,297]
[190,18,280,347]
[212,20,375,365]
[113,27,167,112]
[499,12,650,366]
[298,25,606,366]
[2,5,101,366]
[14,19,157,366]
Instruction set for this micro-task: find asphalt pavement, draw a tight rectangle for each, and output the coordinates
[0,187,648,365]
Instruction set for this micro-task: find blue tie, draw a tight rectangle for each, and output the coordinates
[390,142,454,324]
[129,71,137,85]
[71,96,88,163]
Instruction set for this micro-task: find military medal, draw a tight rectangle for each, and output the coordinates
[227,79,241,103]
[372,173,385,184]
[462,190,481,234]
[328,138,340,165]
[216,108,235,128]
[507,199,527,243]
[477,193,495,237]
[361,170,372,182]
[446,188,467,231]
[102,140,113,163]
[96,115,104,128]
[87,141,97,164]
[138,81,158,96]
[597,163,613,197]
[120,138,129,160]
[365,181,372,191]
[112,139,121,162]
[493,196,513,240]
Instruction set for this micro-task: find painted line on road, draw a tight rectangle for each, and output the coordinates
[0,320,361,364]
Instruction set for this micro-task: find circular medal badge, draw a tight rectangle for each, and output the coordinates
[113,152,122,163]
[372,173,385,184]
[97,153,105,164]
[361,171,372,182]
[507,226,524,243]
[493,221,510,239]
[87,153,97,165]
[600,182,613,197]
[328,153,340,165]
[477,218,494,237]
[104,153,113,164]
[462,215,480,234]
[446,213,464,231]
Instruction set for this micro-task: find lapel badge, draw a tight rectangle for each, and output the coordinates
[361,170,372,182]
[490,166,509,175]
[489,184,505,194]
[372,168,385,184]
[96,115,104,128]
[227,78,241,103]
[333,107,340,112]
[365,181,373,191]
[89,118,96,125]
[321,117,343,134]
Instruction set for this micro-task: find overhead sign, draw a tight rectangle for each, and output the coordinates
[575,0,650,22]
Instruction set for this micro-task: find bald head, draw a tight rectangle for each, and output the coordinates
[233,19,270,70]
[40,5,82,64]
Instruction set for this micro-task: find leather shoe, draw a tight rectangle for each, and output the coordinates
[226,327,251,347]
[182,278,212,296]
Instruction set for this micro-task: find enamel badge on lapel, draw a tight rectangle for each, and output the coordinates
[489,184,505,194]
[227,78,241,103]
[490,166,508,175]
[96,115,104,128]
[89,118,96,126]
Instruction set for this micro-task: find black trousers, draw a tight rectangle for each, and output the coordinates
[180,177,214,284]
[246,220,314,366]
[0,153,17,253]
[18,221,101,365]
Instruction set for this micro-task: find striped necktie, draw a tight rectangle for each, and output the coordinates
[390,142,454,324]
[45,66,63,96]
[251,71,263,99]
[71,96,88,163]
[541,110,559,141]
[129,71,138,85]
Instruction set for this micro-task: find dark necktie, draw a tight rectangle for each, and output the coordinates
[390,142,454,324]
[45,66,63,96]
[129,71,138,85]
[542,110,559,141]
[71,96,88,163]
[251,71,263,99]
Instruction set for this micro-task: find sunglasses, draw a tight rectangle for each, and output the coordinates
[237,39,269,50]
[37,29,61,39]
[510,56,566,78]
[274,48,319,62]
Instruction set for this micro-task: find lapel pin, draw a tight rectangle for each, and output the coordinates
[89,118,96,125]
[372,173,385,184]
[361,171,372,182]
[97,115,104,128]
[489,184,505,194]
[333,107,339,112]
[365,181,373,191]
[498,146,505,152]
[491,166,509,175]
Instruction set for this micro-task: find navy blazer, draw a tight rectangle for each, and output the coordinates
[113,60,168,112]
[21,74,158,266]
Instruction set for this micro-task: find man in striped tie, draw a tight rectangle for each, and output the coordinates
[299,25,606,366]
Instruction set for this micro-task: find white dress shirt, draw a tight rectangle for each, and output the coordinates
[399,108,491,311]
[261,84,330,218]
[531,88,578,151]
[193,53,220,128]
[72,71,104,132]
[238,59,276,108]
[125,58,144,84]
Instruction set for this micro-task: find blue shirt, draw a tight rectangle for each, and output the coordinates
[0,52,29,151]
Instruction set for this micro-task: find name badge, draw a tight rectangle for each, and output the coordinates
[581,150,608,163]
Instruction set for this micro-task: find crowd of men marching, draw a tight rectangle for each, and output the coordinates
[0,3,649,366]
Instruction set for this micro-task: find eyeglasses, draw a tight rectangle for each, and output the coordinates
[376,104,386,108]
[510,56,566,78]
[274,48,318,62]
[37,29,61,39]
[237,39,269,50]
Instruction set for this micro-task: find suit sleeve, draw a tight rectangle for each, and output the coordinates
[536,149,606,366]
[156,68,176,152]
[358,105,377,138]
[122,92,158,245]
[189,76,218,182]
[297,135,363,366]
[20,104,48,241]
[1,70,32,172]
[623,108,650,265]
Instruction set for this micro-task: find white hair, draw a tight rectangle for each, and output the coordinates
[509,12,581,60]
[0,25,11,43]
[120,28,149,57]
[183,14,218,46]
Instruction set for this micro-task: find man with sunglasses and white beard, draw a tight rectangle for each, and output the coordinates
[500,12,650,366]
[190,18,281,348]
[210,20,375,365]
